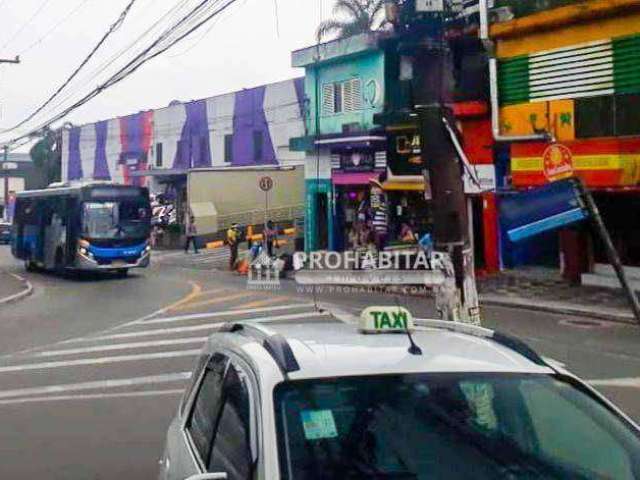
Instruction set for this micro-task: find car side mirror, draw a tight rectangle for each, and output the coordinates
[184,474,228,480]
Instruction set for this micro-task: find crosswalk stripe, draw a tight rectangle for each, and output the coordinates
[32,338,208,358]
[141,303,317,325]
[0,350,202,374]
[172,291,257,312]
[235,297,293,310]
[0,372,192,400]
[86,311,330,343]
[589,377,640,388]
[0,389,185,407]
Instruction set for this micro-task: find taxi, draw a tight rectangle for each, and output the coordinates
[159,306,640,480]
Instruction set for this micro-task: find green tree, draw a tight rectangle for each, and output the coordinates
[30,128,62,188]
[317,0,388,41]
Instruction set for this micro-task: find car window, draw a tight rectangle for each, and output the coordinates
[520,378,637,479]
[181,353,212,417]
[208,363,253,480]
[186,353,229,467]
[274,373,640,480]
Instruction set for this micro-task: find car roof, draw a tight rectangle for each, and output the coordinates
[213,310,555,381]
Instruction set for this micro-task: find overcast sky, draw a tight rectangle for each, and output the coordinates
[0,0,337,147]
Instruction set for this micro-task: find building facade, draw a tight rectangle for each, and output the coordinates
[492,0,640,277]
[291,33,388,252]
[60,78,306,231]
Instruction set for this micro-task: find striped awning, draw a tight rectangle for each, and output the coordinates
[499,34,640,105]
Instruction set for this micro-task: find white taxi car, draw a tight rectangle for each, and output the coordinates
[159,306,640,480]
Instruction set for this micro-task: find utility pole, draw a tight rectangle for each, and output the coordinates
[397,2,482,324]
[0,56,20,65]
[0,55,21,220]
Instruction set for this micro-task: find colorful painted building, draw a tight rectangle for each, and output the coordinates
[291,33,388,252]
[492,0,640,275]
[60,78,306,230]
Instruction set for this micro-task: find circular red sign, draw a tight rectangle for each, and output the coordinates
[259,176,274,192]
[543,144,573,182]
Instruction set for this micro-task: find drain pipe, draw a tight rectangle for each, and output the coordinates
[479,0,552,143]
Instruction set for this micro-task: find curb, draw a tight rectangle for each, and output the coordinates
[480,294,637,325]
[0,273,33,307]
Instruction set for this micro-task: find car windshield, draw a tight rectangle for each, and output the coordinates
[82,201,150,240]
[274,373,640,480]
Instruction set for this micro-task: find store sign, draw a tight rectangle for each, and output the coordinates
[416,0,444,12]
[464,165,496,194]
[543,144,574,182]
[500,178,589,242]
[340,153,374,172]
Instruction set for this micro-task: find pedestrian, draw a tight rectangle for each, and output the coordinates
[184,217,198,254]
[263,220,278,258]
[370,178,389,252]
[227,223,240,270]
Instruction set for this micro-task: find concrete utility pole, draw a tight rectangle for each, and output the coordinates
[403,4,482,324]
[2,145,8,217]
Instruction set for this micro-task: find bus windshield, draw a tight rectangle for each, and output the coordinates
[82,200,150,240]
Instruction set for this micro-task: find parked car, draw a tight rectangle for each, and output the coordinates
[0,221,11,244]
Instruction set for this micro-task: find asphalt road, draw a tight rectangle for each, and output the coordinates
[0,245,639,479]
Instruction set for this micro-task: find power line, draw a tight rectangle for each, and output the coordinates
[0,0,54,53]
[18,0,94,57]
[2,0,139,134]
[3,0,242,146]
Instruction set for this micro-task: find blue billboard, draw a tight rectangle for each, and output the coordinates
[500,179,589,242]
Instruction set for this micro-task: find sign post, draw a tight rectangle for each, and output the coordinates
[259,176,274,226]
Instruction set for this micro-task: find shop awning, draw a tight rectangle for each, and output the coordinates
[383,180,425,191]
[333,172,380,185]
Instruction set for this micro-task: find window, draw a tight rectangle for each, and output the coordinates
[574,94,640,138]
[208,363,253,480]
[615,93,640,136]
[224,135,234,164]
[181,353,211,416]
[322,83,335,116]
[186,354,229,466]
[155,142,163,168]
[333,83,343,114]
[321,79,363,116]
[575,95,615,138]
[253,131,263,162]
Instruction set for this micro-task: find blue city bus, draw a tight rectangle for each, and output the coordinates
[12,182,152,276]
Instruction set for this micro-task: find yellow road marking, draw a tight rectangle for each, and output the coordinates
[162,281,203,313]
[233,296,293,310]
[171,291,258,312]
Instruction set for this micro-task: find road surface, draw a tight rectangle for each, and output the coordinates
[0,245,639,478]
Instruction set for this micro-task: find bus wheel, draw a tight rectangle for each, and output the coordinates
[25,256,35,272]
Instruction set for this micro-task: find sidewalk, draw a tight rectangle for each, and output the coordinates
[478,268,637,324]
[0,271,32,306]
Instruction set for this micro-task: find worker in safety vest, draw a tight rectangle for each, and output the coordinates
[227,224,241,270]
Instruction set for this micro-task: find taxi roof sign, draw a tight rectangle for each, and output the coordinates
[360,306,414,334]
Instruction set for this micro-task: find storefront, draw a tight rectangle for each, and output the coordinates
[507,139,640,278]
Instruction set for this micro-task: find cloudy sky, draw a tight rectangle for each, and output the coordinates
[0,0,337,147]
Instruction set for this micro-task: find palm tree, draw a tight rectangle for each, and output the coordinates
[316,0,389,42]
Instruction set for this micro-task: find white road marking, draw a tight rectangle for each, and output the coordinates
[589,377,640,388]
[73,310,330,343]
[0,372,191,400]
[0,389,185,406]
[0,349,201,374]
[32,338,208,358]
[141,303,316,325]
